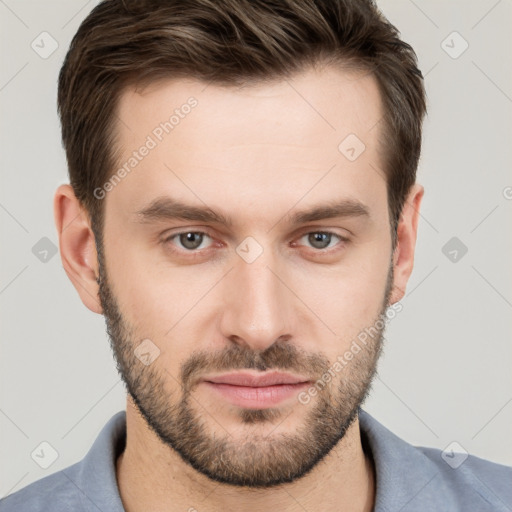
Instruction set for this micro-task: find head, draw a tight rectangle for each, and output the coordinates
[55,0,426,488]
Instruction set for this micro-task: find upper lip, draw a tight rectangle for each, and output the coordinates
[203,371,310,387]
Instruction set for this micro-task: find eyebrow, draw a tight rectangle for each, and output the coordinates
[133,196,370,227]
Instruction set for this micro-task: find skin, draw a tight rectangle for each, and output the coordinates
[54,63,423,512]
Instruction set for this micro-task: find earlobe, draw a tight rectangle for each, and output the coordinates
[389,183,424,305]
[54,184,103,314]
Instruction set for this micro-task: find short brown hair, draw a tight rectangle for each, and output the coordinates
[58,0,426,245]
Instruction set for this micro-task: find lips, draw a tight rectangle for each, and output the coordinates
[203,371,310,387]
[200,372,311,409]
[201,372,311,408]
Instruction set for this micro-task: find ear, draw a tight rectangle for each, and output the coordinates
[54,184,103,314]
[389,183,424,304]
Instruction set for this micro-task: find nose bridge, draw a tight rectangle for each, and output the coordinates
[221,244,291,350]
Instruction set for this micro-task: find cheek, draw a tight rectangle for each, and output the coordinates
[102,231,174,333]
[291,246,391,344]
[105,234,222,361]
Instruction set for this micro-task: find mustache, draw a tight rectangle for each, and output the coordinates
[180,340,330,392]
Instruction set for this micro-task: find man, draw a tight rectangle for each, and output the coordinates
[1,0,510,511]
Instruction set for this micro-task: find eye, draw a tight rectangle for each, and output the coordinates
[165,231,213,251]
[298,231,346,250]
[163,229,347,256]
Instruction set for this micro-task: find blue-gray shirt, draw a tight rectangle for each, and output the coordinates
[1,409,511,511]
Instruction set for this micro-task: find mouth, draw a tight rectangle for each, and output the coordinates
[200,371,311,408]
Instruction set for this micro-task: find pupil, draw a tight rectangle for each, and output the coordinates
[181,232,202,249]
[309,232,330,249]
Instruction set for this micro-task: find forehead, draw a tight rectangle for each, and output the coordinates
[117,65,383,147]
[108,65,386,225]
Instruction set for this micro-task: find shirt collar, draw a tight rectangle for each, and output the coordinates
[358,408,444,511]
[69,408,445,512]
[67,410,126,512]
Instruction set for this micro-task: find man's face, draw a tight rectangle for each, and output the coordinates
[98,65,394,487]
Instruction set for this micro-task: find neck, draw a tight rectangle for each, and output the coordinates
[116,399,375,512]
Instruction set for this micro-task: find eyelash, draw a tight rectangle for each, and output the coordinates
[162,230,349,257]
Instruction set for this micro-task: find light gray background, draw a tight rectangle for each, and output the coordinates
[1,0,511,497]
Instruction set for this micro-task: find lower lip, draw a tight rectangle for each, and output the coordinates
[202,381,310,408]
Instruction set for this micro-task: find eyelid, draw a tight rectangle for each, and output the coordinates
[294,226,350,238]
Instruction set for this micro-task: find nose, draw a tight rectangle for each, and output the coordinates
[219,248,292,352]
